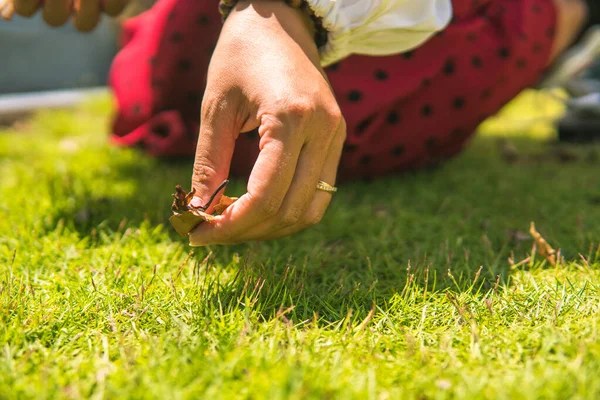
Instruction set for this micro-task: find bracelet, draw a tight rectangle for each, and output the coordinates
[218,0,328,49]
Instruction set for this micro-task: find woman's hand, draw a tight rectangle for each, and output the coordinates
[11,0,128,31]
[188,0,345,246]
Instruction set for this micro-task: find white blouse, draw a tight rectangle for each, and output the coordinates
[305,0,453,66]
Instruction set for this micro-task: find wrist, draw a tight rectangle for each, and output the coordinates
[227,0,321,63]
[220,0,327,50]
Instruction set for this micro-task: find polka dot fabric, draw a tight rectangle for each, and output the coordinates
[109,0,558,180]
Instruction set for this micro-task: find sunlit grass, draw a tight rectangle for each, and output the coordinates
[0,92,599,399]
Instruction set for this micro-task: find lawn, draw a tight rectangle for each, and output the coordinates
[1,91,600,399]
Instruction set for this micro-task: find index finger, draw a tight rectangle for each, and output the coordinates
[189,115,304,246]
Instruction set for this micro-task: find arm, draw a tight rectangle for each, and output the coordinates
[189,0,345,245]
[189,0,452,245]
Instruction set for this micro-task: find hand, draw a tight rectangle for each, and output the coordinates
[11,0,128,32]
[188,0,345,246]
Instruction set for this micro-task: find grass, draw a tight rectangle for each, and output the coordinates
[1,90,600,399]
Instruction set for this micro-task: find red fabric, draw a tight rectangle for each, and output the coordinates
[109,0,557,180]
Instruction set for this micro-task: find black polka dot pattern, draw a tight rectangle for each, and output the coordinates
[498,47,511,59]
[177,59,192,72]
[453,97,466,109]
[386,111,400,125]
[197,14,210,25]
[347,90,363,102]
[374,69,389,81]
[109,0,558,180]
[421,105,433,117]
[356,116,375,135]
[443,60,455,75]
[187,91,201,106]
[170,32,184,42]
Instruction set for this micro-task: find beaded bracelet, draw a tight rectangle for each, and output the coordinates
[218,0,328,49]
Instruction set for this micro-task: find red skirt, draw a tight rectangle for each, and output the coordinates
[110,0,557,180]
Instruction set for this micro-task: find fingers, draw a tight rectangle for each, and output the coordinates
[260,120,345,240]
[189,97,243,214]
[234,120,340,241]
[189,114,304,246]
[42,0,70,27]
[13,0,40,17]
[101,0,127,17]
[73,0,100,32]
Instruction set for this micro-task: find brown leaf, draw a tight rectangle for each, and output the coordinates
[169,184,237,236]
[169,209,215,237]
[529,222,556,266]
[213,195,238,215]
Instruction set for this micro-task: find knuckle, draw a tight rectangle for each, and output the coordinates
[326,104,344,125]
[320,103,344,136]
[254,195,282,218]
[283,98,315,123]
[200,95,221,121]
[278,206,304,227]
[192,161,218,184]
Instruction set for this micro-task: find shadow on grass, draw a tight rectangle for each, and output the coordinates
[40,133,600,323]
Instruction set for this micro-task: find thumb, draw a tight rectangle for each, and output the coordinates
[191,96,244,212]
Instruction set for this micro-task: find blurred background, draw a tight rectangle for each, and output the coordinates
[1,2,600,142]
[0,0,154,94]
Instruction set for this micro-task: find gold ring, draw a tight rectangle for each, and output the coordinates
[316,180,337,193]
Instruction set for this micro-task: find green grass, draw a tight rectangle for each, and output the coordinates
[1,90,600,399]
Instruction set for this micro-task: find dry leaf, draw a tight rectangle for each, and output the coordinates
[529,222,557,266]
[169,183,237,237]
[213,195,238,214]
[169,209,215,237]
